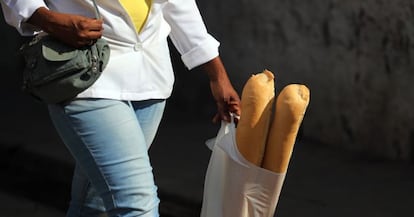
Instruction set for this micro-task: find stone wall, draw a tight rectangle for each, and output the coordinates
[1,1,414,160]
[197,0,414,160]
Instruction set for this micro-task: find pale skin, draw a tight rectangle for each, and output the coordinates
[27,7,241,122]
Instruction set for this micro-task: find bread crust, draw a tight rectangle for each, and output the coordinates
[262,84,310,173]
[236,70,275,166]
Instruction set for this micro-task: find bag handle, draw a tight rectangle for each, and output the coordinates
[91,0,101,19]
[205,113,239,150]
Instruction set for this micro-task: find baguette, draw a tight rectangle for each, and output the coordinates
[236,70,275,166]
[262,84,310,173]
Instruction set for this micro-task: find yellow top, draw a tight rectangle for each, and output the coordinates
[119,0,152,33]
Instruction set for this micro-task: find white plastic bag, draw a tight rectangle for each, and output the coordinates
[201,121,286,217]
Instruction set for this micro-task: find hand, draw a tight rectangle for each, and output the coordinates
[209,78,241,123]
[202,57,241,123]
[27,7,103,48]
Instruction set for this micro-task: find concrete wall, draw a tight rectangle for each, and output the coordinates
[1,0,414,160]
[197,0,414,160]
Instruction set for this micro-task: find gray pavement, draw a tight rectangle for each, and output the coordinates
[1,98,414,217]
[0,192,65,217]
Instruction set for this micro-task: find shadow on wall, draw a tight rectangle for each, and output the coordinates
[0,10,51,132]
[166,39,218,122]
[0,11,25,93]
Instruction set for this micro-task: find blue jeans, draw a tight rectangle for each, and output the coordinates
[48,99,165,217]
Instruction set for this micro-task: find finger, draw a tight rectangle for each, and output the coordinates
[78,18,103,32]
[212,112,231,123]
[212,113,221,124]
[212,102,228,123]
[226,98,241,116]
[77,29,102,43]
[228,101,241,115]
[218,109,231,123]
[87,30,103,39]
[88,19,104,31]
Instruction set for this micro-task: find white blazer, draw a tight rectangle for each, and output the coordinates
[0,0,220,101]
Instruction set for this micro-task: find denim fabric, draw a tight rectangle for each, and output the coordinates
[48,99,165,217]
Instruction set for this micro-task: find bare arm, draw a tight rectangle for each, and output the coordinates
[201,56,241,123]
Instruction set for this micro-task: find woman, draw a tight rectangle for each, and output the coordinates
[0,0,241,216]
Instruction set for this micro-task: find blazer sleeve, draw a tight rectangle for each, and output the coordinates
[163,0,220,70]
[0,0,47,35]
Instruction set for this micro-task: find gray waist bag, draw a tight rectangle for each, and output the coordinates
[19,0,109,104]
[20,35,110,104]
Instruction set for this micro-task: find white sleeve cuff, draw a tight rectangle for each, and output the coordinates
[181,36,220,70]
[1,0,47,35]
